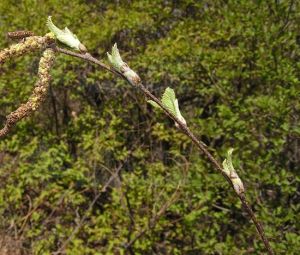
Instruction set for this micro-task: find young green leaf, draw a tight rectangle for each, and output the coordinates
[148,87,186,126]
[222,148,245,194]
[161,87,177,116]
[107,43,141,85]
[46,16,87,52]
[222,148,234,176]
[107,43,125,72]
[147,100,160,109]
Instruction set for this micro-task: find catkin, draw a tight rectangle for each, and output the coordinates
[0,34,54,65]
[0,48,56,138]
[7,30,35,40]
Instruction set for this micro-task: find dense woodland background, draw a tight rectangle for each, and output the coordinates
[0,0,299,254]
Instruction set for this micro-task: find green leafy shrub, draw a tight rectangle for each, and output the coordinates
[0,0,299,254]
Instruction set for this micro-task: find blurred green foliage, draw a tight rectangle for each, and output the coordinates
[0,0,299,254]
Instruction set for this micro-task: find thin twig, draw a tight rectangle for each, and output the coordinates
[53,161,127,255]
[124,161,188,249]
[124,184,181,249]
[54,47,119,76]
[56,48,274,255]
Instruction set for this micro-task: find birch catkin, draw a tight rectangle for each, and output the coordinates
[0,34,54,65]
[0,48,56,137]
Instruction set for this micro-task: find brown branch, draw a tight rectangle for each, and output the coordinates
[54,47,119,77]
[240,194,274,254]
[56,48,274,255]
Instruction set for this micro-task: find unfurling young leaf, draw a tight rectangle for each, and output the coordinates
[148,87,187,126]
[222,148,245,194]
[46,16,87,52]
[107,43,125,72]
[222,148,234,176]
[107,43,141,85]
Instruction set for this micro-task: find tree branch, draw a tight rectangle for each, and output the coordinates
[56,47,274,255]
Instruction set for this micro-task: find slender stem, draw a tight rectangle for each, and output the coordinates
[54,47,119,76]
[239,194,274,254]
[56,47,274,255]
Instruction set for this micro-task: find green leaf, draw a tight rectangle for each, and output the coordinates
[107,43,125,71]
[222,148,234,176]
[148,87,186,125]
[47,16,86,52]
[161,87,177,116]
[147,100,160,108]
[222,148,245,194]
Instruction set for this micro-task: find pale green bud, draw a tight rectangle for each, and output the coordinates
[222,148,245,194]
[47,16,87,52]
[107,43,141,85]
[148,87,187,126]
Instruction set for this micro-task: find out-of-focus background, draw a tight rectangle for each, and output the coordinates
[0,1,299,254]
